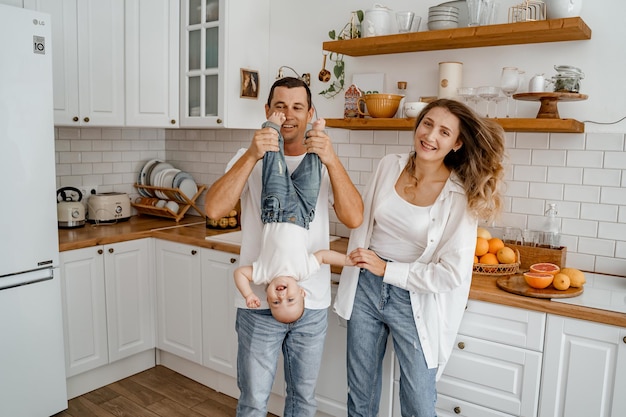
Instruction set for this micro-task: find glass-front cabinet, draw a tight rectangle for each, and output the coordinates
[180,0,270,129]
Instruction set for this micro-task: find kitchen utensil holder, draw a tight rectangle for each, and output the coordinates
[508,1,546,23]
[132,183,206,222]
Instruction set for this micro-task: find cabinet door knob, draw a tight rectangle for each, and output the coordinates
[216,118,223,124]
[230,258,236,264]
[83,117,90,123]
[191,250,197,255]
[170,119,176,124]
[457,341,465,349]
[454,406,461,414]
[72,116,79,122]
[623,336,626,344]
[108,248,114,253]
[97,249,103,255]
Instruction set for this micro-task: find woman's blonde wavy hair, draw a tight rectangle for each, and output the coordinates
[407,99,506,222]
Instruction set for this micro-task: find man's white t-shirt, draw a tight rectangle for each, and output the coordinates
[227,148,332,310]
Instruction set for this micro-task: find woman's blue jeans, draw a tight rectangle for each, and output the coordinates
[261,121,321,230]
[235,307,328,417]
[347,268,437,417]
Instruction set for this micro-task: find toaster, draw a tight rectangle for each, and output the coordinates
[87,192,131,223]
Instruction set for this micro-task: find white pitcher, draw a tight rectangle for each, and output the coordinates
[545,0,583,19]
[362,4,393,37]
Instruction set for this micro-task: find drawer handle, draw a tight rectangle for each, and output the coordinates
[108,248,114,254]
[457,341,465,349]
[191,250,197,255]
[72,116,79,122]
[83,117,90,123]
[170,119,176,125]
[454,406,461,414]
[230,258,236,264]
[97,249,103,255]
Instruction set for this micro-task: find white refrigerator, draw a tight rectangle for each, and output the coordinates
[0,4,68,416]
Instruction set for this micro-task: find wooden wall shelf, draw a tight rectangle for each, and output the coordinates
[325,118,585,133]
[322,17,591,56]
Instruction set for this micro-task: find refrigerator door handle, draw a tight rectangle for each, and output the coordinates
[0,268,54,291]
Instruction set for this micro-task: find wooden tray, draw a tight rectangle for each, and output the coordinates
[496,274,583,299]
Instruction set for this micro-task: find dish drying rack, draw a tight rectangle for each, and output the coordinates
[508,1,546,23]
[132,183,206,222]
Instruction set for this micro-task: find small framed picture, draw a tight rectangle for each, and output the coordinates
[240,68,259,99]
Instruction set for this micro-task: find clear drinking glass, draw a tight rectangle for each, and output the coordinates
[396,11,415,33]
[457,87,476,108]
[467,0,483,26]
[477,86,500,117]
[500,67,520,117]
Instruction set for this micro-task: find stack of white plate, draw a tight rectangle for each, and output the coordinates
[428,5,459,30]
[137,159,198,202]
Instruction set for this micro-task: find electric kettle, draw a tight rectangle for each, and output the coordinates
[57,186,86,228]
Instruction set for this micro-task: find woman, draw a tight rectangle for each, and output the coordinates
[334,99,506,416]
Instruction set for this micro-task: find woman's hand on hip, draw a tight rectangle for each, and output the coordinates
[349,248,387,277]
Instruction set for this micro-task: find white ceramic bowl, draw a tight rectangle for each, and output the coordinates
[428,20,459,30]
[404,102,429,118]
[165,200,180,214]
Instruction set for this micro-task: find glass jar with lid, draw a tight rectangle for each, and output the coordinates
[552,65,585,93]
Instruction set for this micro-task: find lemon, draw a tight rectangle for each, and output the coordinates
[552,273,571,290]
[496,246,516,264]
[560,268,586,288]
[477,227,492,240]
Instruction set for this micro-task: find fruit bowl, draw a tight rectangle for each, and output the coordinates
[473,249,521,276]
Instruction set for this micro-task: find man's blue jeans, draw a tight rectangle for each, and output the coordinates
[347,268,437,417]
[261,121,321,230]
[235,307,328,417]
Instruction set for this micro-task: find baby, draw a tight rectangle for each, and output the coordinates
[233,111,352,323]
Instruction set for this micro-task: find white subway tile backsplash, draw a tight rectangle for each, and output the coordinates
[585,133,624,150]
[532,150,566,166]
[580,203,619,222]
[563,185,601,203]
[55,127,626,276]
[578,237,615,257]
[547,167,583,184]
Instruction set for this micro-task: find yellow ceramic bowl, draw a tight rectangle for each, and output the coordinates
[358,94,403,118]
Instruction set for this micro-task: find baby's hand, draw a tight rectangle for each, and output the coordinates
[245,294,261,308]
[268,111,286,126]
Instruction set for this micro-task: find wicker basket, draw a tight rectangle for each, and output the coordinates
[473,249,521,276]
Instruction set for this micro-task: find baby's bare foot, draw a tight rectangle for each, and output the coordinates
[268,111,286,126]
[312,118,326,131]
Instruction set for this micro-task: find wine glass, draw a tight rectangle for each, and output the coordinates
[500,67,519,117]
[477,86,500,117]
[457,87,476,109]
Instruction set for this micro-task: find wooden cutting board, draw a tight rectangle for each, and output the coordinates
[496,274,583,299]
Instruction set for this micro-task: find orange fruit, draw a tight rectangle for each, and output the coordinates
[475,237,489,257]
[552,273,571,290]
[496,246,516,264]
[529,263,560,276]
[523,272,554,289]
[479,253,499,265]
[487,237,505,254]
[477,227,492,240]
[474,255,479,263]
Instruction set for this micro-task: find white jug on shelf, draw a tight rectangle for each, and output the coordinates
[362,4,393,37]
[545,0,583,19]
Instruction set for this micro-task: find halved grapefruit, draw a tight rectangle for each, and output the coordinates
[523,272,554,289]
[529,262,560,276]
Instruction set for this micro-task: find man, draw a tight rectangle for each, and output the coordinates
[205,77,363,417]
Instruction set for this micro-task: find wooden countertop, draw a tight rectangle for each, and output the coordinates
[58,215,625,328]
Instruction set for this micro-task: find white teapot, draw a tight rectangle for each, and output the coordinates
[362,4,393,37]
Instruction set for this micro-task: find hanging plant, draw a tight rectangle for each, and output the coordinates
[319,10,363,99]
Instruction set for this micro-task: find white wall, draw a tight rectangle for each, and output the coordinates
[269,0,626,133]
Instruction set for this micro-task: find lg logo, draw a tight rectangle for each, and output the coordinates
[32,18,45,26]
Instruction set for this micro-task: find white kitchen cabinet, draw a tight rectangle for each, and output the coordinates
[125,0,179,127]
[201,248,239,376]
[179,0,269,129]
[24,0,125,126]
[430,300,546,417]
[59,238,155,377]
[155,240,203,364]
[539,315,626,417]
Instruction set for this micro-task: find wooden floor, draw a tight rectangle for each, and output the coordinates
[52,365,278,417]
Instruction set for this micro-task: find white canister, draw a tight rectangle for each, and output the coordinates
[438,62,463,99]
[545,0,582,19]
[362,4,393,37]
